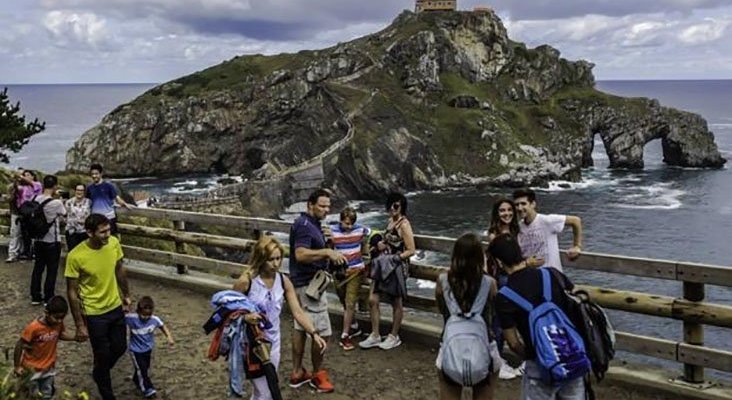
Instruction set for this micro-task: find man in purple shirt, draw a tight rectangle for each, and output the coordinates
[288,189,345,393]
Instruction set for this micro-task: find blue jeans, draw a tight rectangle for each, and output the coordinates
[521,360,586,400]
[86,307,127,400]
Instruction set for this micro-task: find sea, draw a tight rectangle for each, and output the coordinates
[3,80,732,376]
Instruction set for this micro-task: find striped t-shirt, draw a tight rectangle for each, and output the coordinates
[330,223,370,270]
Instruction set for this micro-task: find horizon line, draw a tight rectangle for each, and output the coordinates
[2,78,732,86]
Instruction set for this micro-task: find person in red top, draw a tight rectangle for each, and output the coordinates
[13,296,76,399]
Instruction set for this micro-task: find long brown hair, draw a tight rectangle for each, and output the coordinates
[243,236,285,279]
[448,233,486,313]
[488,198,519,238]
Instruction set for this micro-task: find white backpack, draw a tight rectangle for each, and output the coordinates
[439,274,494,386]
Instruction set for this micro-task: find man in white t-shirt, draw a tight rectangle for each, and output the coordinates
[512,188,582,272]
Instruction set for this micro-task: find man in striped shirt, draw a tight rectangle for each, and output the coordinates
[329,207,370,351]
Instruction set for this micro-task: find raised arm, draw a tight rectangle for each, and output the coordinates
[564,215,583,260]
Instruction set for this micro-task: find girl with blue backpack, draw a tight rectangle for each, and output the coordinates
[435,233,500,400]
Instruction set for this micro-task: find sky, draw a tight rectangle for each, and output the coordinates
[1,0,731,84]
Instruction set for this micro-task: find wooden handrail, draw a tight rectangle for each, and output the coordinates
[3,205,732,381]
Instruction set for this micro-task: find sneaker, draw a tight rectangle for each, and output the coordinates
[5,257,17,263]
[378,334,402,350]
[358,333,382,349]
[289,368,313,388]
[30,300,42,306]
[515,361,525,376]
[339,336,355,351]
[309,370,335,393]
[498,363,518,380]
[143,388,157,398]
[348,323,362,338]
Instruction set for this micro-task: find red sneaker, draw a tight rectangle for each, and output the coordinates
[289,368,313,388]
[339,336,355,351]
[310,369,335,393]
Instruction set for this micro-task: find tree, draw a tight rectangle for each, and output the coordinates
[0,87,45,163]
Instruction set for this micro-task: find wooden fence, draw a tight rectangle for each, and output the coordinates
[2,206,731,386]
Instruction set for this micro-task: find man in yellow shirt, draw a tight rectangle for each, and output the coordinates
[65,214,130,400]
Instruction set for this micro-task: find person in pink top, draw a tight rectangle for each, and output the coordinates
[6,169,42,262]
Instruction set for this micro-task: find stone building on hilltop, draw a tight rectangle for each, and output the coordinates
[415,0,457,12]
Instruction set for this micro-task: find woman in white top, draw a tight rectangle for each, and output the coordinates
[64,183,91,251]
[233,236,327,400]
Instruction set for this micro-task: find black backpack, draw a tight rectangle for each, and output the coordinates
[567,290,616,382]
[18,196,55,239]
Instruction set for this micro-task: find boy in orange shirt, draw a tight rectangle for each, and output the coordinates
[14,296,76,399]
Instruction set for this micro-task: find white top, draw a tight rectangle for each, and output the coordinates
[34,194,67,243]
[518,213,566,272]
[248,273,285,344]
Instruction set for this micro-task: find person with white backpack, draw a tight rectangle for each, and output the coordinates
[435,233,500,400]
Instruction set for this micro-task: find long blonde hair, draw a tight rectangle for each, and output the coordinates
[243,236,285,279]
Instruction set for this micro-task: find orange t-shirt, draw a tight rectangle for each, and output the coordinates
[20,318,63,371]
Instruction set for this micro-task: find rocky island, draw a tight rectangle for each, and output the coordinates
[66,9,726,204]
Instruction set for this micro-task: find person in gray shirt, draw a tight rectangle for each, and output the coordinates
[30,175,67,305]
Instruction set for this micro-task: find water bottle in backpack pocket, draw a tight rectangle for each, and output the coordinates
[499,268,590,385]
[438,274,497,386]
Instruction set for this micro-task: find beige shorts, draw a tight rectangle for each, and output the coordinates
[293,286,332,337]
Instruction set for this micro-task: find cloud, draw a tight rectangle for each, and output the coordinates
[678,18,729,43]
[43,10,113,49]
[486,0,730,20]
[2,0,731,82]
[39,0,402,40]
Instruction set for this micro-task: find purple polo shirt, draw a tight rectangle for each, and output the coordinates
[289,212,328,288]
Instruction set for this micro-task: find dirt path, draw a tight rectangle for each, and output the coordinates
[0,260,685,400]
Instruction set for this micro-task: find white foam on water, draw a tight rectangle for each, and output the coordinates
[614,183,685,210]
[416,279,436,290]
[539,175,621,192]
[173,179,198,186]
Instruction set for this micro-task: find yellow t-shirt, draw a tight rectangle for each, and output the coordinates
[64,236,124,316]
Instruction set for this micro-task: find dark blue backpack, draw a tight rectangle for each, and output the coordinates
[500,268,590,385]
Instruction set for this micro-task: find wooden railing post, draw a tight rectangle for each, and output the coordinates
[683,281,705,383]
[174,220,187,274]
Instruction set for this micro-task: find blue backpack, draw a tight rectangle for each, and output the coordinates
[500,268,590,385]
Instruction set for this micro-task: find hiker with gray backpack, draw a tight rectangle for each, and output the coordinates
[435,233,501,400]
[489,233,591,400]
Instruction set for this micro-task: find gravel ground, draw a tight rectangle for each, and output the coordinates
[0,259,688,400]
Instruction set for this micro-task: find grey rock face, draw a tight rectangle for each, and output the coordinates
[66,9,725,203]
